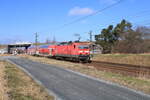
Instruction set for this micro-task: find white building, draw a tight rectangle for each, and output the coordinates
[0,48,7,54]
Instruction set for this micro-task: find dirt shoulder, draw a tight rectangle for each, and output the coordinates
[20,55,150,95]
[0,60,54,100]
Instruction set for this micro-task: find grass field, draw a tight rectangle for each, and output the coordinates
[0,54,11,56]
[20,55,150,94]
[0,61,54,100]
[93,54,150,67]
[0,61,8,100]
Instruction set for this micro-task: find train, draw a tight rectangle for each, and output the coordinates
[27,41,91,62]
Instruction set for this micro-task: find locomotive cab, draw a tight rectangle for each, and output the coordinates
[78,45,90,55]
[73,43,91,62]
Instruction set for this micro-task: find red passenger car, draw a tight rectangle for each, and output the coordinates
[38,45,50,55]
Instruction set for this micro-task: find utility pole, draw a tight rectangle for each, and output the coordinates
[35,32,38,53]
[88,30,95,56]
[52,36,56,44]
[88,30,92,42]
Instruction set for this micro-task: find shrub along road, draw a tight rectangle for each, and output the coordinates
[2,56,150,100]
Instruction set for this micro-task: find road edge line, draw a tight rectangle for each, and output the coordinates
[6,59,62,100]
[41,61,150,99]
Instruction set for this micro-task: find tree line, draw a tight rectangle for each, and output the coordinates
[95,19,150,54]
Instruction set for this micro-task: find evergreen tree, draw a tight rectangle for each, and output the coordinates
[95,19,132,53]
[95,25,114,53]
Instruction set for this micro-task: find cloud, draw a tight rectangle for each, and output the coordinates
[68,7,95,16]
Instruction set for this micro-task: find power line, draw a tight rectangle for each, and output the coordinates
[125,10,150,19]
[81,10,150,41]
[141,22,150,26]
[90,10,150,33]
[134,19,150,24]
[55,0,124,31]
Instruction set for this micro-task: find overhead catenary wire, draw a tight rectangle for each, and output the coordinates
[53,0,150,41]
[55,0,150,37]
[82,10,150,41]
[90,9,150,33]
[55,0,124,31]
[50,0,124,42]
[43,0,150,42]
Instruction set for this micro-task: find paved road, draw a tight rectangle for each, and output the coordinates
[3,56,150,100]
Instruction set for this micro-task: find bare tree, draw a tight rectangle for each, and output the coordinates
[113,26,150,53]
[136,26,150,53]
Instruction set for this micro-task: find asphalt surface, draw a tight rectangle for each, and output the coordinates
[2,56,150,100]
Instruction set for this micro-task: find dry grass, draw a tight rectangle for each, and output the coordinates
[20,55,150,94]
[0,61,9,100]
[0,54,11,56]
[4,61,54,100]
[93,54,150,67]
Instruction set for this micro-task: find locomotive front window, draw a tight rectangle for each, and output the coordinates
[74,45,76,48]
[78,45,89,49]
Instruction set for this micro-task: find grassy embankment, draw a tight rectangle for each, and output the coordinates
[0,54,11,56]
[93,54,150,67]
[20,54,150,94]
[0,61,54,100]
[0,61,8,100]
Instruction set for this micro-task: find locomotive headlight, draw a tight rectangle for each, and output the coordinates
[79,51,83,53]
[84,51,89,53]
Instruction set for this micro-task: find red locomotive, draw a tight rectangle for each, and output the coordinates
[27,42,91,62]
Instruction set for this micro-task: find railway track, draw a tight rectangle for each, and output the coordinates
[24,55,150,78]
[85,61,150,78]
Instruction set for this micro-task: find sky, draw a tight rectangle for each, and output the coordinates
[0,0,150,44]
